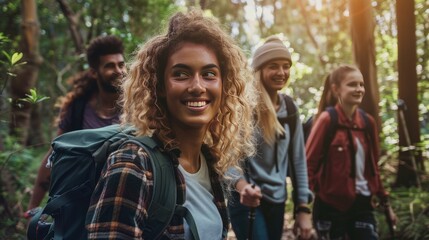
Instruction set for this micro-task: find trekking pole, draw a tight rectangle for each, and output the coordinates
[384,202,396,240]
[397,99,421,188]
[247,184,256,240]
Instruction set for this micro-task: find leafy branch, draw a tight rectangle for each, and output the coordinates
[0,34,48,112]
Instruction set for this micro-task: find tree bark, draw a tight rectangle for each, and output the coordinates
[9,0,43,144]
[395,0,422,187]
[349,0,380,127]
[57,0,85,55]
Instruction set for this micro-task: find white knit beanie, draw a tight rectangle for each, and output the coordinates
[251,35,292,70]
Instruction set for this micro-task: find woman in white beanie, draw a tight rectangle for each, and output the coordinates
[228,36,315,240]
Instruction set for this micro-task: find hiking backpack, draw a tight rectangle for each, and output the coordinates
[278,100,373,209]
[27,124,199,240]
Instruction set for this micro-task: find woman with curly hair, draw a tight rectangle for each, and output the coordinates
[86,9,256,239]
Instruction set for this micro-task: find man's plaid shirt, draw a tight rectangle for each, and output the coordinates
[85,141,228,239]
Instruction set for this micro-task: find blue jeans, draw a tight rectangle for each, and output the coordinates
[313,195,378,240]
[228,191,285,240]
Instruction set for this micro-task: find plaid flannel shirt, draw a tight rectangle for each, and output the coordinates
[86,141,228,239]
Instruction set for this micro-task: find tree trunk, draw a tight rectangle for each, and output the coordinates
[395,0,422,187]
[57,0,85,55]
[9,0,43,144]
[349,0,380,127]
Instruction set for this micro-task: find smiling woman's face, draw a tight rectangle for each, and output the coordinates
[333,70,365,108]
[162,42,223,131]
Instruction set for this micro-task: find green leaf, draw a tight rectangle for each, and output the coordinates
[2,50,10,60]
[20,88,50,104]
[11,52,23,65]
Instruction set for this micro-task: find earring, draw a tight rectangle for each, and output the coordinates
[337,96,343,105]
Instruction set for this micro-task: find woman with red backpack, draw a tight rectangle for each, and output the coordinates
[306,64,398,239]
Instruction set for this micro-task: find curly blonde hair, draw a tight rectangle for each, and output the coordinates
[120,9,256,175]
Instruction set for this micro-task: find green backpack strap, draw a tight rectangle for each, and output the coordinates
[128,136,199,240]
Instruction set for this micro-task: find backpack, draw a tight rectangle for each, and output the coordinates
[280,102,373,207]
[27,124,199,240]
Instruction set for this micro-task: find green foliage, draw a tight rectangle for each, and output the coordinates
[0,33,48,136]
[0,135,47,239]
[0,0,428,238]
[375,156,429,240]
[375,187,429,240]
[0,33,24,91]
[20,88,50,104]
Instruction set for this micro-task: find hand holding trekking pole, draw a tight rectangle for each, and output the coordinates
[247,184,256,240]
[382,200,398,240]
[236,182,261,240]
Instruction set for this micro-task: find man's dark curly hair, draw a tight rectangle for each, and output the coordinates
[86,35,124,69]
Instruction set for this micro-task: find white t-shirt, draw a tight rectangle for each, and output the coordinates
[355,138,370,196]
[178,153,222,240]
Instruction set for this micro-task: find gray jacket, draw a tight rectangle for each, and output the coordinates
[230,94,313,204]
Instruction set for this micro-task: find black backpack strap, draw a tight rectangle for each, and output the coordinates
[27,208,43,240]
[69,96,88,131]
[27,179,93,240]
[128,137,200,240]
[357,108,377,176]
[277,94,298,170]
[358,108,371,135]
[277,94,299,209]
[278,94,298,136]
[303,115,313,143]
[317,106,338,174]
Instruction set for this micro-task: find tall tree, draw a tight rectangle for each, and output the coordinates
[57,0,85,55]
[395,0,422,187]
[349,0,380,126]
[9,0,43,144]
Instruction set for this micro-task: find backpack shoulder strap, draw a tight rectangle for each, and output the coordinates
[129,137,199,240]
[317,106,338,172]
[128,137,177,239]
[278,94,298,135]
[69,96,88,131]
[357,108,372,136]
[303,115,314,143]
[276,94,298,172]
[277,94,301,209]
[357,108,377,176]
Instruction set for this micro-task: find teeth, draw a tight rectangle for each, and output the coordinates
[187,101,207,107]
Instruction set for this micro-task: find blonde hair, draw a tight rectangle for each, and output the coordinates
[120,9,256,175]
[253,70,285,145]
